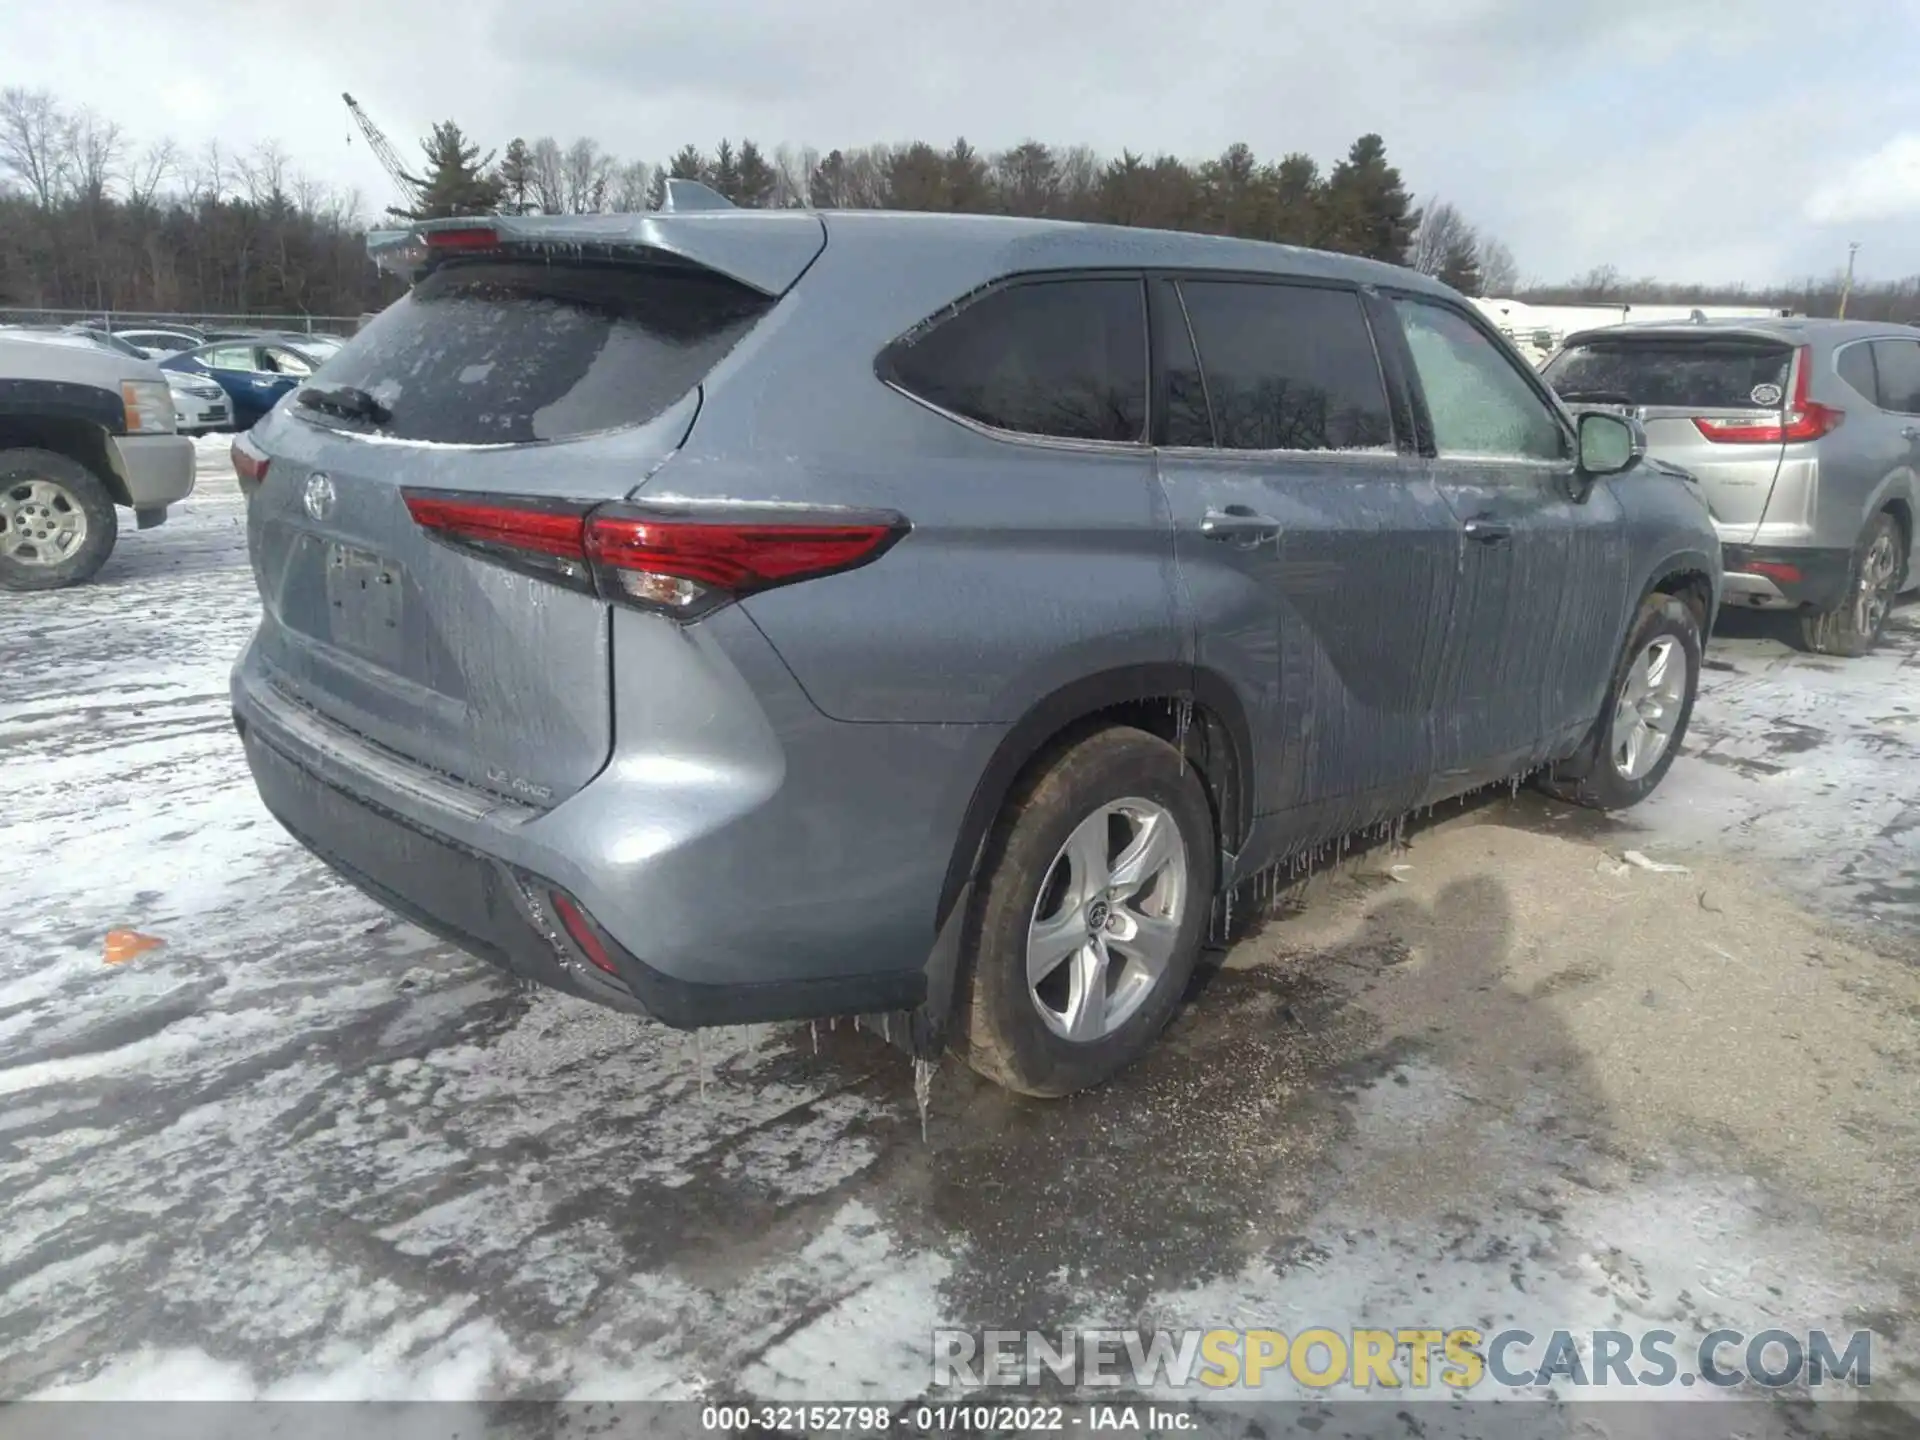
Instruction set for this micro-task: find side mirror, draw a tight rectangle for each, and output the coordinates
[1576,410,1645,476]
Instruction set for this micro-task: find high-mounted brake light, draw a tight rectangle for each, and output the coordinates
[424,226,501,252]
[402,490,908,618]
[1692,346,1842,444]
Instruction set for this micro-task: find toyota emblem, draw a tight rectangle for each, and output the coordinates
[303,473,336,522]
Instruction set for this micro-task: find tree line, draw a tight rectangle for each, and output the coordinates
[4,85,1917,325]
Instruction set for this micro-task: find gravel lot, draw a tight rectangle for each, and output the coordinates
[2,442,1915,1416]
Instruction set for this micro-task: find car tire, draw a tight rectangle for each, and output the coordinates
[1538,593,1702,811]
[0,448,119,592]
[1799,512,1904,658]
[955,726,1216,1098]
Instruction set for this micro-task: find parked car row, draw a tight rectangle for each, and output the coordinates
[0,321,346,435]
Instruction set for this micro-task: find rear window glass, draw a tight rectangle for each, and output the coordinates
[1544,340,1792,409]
[306,259,772,444]
[881,278,1147,444]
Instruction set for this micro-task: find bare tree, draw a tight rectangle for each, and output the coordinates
[1410,198,1475,277]
[529,136,565,214]
[192,139,230,205]
[562,137,611,213]
[608,159,653,213]
[0,86,71,208]
[68,108,124,205]
[771,144,817,208]
[1476,236,1519,295]
[127,139,178,209]
[237,141,291,208]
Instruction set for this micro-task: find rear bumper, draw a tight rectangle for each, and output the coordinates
[110,433,196,509]
[1719,544,1853,612]
[230,620,982,1028]
[236,715,921,1026]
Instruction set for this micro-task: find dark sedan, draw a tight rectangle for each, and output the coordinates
[161,340,316,429]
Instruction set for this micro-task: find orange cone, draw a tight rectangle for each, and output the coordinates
[103,930,165,965]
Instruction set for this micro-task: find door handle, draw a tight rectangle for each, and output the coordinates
[1463,517,1512,546]
[1902,426,1920,442]
[1201,505,1282,545]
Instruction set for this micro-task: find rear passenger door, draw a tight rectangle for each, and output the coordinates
[1384,295,1631,783]
[1152,276,1460,846]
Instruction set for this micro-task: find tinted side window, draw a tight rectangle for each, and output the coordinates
[883,278,1147,443]
[1871,340,1920,414]
[1175,281,1391,451]
[1396,298,1565,461]
[1836,343,1879,406]
[1158,286,1215,447]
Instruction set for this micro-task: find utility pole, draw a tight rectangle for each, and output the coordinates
[1838,242,1860,318]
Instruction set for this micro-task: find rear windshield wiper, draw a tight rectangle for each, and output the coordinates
[298,384,392,425]
[1555,389,1639,405]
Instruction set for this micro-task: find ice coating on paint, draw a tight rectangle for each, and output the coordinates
[912,1058,935,1143]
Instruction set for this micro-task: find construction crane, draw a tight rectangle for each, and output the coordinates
[343,93,421,214]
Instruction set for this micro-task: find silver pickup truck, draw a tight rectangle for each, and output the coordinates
[1,331,197,591]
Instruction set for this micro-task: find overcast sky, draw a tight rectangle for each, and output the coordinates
[7,0,1920,286]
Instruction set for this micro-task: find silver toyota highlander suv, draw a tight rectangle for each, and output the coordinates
[1545,318,1919,655]
[230,196,1722,1096]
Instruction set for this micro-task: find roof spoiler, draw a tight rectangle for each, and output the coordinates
[366,202,819,296]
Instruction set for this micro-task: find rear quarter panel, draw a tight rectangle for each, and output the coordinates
[643,237,1189,725]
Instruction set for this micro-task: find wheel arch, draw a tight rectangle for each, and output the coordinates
[1640,547,1719,637]
[0,417,130,507]
[935,663,1255,928]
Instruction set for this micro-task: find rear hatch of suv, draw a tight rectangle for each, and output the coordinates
[1543,329,1803,543]
[241,214,824,805]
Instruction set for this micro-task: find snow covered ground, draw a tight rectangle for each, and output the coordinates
[1,444,1915,1419]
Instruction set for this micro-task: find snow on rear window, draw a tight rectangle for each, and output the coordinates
[1544,341,1792,410]
[307,259,771,444]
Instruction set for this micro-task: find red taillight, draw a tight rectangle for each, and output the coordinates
[1692,346,1842,444]
[231,435,269,486]
[585,515,902,614]
[424,226,500,252]
[549,891,619,976]
[403,489,907,618]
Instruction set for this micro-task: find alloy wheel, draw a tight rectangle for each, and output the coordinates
[0,479,88,567]
[1610,636,1688,781]
[1025,798,1188,1042]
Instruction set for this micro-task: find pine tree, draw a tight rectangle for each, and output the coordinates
[396,121,504,220]
[668,145,707,181]
[1270,153,1323,246]
[1320,134,1417,264]
[734,140,777,208]
[946,139,992,213]
[710,140,741,201]
[885,141,948,210]
[496,138,533,215]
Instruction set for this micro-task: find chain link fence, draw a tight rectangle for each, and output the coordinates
[0,307,369,336]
